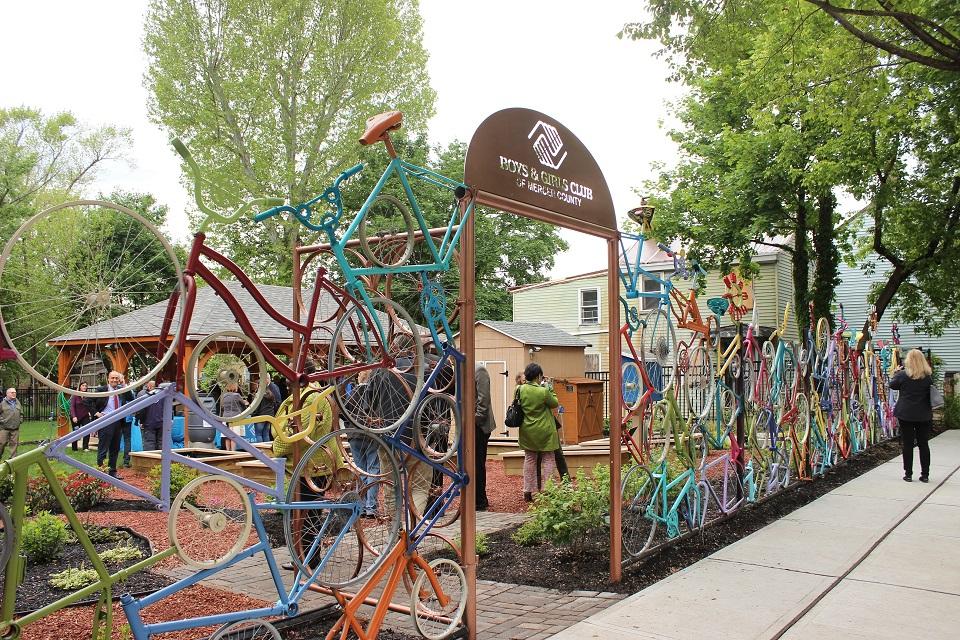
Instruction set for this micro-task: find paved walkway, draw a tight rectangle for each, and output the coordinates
[551,429,960,640]
[161,509,628,638]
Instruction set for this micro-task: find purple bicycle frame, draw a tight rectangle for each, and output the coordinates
[45,385,287,509]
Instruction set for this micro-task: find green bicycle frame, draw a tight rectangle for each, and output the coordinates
[0,449,174,639]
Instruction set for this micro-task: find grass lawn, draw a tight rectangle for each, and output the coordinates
[8,420,101,476]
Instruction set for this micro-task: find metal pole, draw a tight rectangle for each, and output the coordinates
[608,237,622,582]
[460,197,478,639]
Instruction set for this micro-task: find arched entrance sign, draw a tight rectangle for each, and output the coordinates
[460,109,624,640]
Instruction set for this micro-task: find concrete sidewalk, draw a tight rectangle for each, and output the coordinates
[551,430,960,640]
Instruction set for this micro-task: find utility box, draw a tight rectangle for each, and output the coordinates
[553,377,604,445]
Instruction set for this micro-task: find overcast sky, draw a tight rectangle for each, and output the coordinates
[0,0,682,279]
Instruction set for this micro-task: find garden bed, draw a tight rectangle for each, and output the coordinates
[15,526,172,614]
[477,436,905,594]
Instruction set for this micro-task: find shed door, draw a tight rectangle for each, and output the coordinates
[479,360,509,437]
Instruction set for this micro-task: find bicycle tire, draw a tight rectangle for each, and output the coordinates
[407,456,462,529]
[168,475,252,570]
[210,618,281,640]
[284,428,401,589]
[683,345,714,419]
[410,557,468,640]
[0,200,186,396]
[620,463,658,557]
[329,297,425,433]
[621,361,643,412]
[640,308,677,394]
[415,393,461,464]
[358,194,416,268]
[401,531,462,595]
[186,330,268,421]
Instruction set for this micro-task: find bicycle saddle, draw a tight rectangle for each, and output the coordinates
[360,111,403,145]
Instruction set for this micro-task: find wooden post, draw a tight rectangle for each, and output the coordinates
[460,200,478,639]
[608,237,622,582]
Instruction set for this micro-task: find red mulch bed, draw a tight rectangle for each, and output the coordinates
[18,460,521,638]
[21,584,270,640]
[481,460,528,513]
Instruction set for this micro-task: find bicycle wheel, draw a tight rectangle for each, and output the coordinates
[621,361,643,412]
[186,330,269,421]
[284,428,401,588]
[640,308,677,394]
[620,463,658,557]
[407,456,461,529]
[683,345,714,419]
[411,557,468,640]
[415,393,461,464]
[401,531,462,595]
[329,297,425,433]
[359,194,416,268]
[0,200,185,396]
[210,618,281,640]
[168,475,252,570]
[0,501,12,579]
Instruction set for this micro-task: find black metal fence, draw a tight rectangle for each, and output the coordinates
[14,386,61,421]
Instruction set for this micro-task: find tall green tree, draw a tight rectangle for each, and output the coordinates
[0,107,131,385]
[0,107,131,239]
[143,0,436,283]
[802,0,960,72]
[622,0,960,338]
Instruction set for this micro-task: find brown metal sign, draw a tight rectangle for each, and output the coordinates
[465,108,616,238]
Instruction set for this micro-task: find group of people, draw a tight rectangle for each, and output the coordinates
[218,377,284,449]
[1,344,939,500]
[473,362,569,509]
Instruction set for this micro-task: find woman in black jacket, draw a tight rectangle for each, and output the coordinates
[888,349,933,483]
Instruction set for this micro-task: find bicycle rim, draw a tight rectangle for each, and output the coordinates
[358,194,416,268]
[283,428,401,588]
[329,297,425,432]
[0,200,185,395]
[620,464,658,557]
[410,557,468,640]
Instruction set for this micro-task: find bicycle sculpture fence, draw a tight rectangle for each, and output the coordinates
[0,107,908,639]
[0,111,472,640]
[618,208,904,563]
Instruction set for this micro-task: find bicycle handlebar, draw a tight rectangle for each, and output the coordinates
[254,163,364,231]
[171,137,285,231]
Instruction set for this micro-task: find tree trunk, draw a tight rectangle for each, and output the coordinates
[811,194,840,331]
[856,264,911,352]
[792,194,811,340]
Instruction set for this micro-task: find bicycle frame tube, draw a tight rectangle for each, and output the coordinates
[122,495,357,638]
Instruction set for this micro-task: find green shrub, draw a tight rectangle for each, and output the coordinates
[63,472,111,511]
[944,394,960,430]
[0,472,12,502]
[512,465,611,551]
[22,511,69,563]
[99,544,143,564]
[26,475,61,514]
[83,524,129,545]
[149,463,199,502]
[48,566,99,590]
[454,532,490,556]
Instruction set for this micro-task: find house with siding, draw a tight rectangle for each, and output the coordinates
[837,252,960,376]
[511,238,797,374]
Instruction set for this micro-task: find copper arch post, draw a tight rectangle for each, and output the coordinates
[461,108,623,638]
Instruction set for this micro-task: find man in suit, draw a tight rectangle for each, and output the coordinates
[475,364,496,510]
[94,371,135,478]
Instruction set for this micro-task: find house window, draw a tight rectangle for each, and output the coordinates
[585,353,600,372]
[580,288,599,325]
[641,275,663,311]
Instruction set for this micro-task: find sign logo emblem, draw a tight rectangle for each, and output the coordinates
[528,121,568,170]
